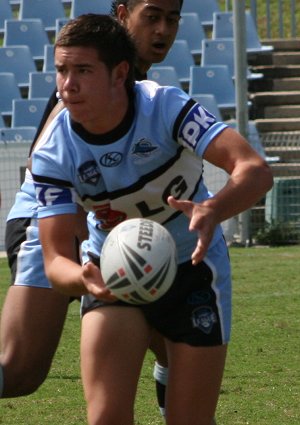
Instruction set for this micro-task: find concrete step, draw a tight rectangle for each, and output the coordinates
[250,65,300,78]
[268,162,300,177]
[263,38,300,52]
[255,118,300,132]
[249,77,300,92]
[264,104,300,118]
[264,146,300,161]
[272,51,300,65]
[250,91,300,106]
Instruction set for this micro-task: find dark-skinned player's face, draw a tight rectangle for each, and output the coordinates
[117,0,181,73]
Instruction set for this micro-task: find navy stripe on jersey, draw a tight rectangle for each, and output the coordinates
[32,173,73,188]
[81,145,185,203]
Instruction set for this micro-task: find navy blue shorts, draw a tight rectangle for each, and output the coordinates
[81,237,231,347]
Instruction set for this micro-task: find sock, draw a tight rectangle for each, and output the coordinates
[0,366,3,397]
[153,361,168,417]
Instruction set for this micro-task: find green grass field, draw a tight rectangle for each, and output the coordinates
[0,246,299,424]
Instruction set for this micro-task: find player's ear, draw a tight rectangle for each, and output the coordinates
[116,4,129,26]
[113,60,130,87]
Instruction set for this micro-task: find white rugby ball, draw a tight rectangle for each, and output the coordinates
[100,218,177,304]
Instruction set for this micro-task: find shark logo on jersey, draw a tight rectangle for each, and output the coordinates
[132,138,158,157]
[178,104,216,150]
[191,306,217,334]
[100,152,123,167]
[78,160,101,186]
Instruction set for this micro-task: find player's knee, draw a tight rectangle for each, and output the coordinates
[86,401,134,425]
[1,358,49,397]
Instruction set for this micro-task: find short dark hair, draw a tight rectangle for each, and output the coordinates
[111,0,183,17]
[55,14,136,91]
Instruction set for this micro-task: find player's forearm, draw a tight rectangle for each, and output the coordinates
[45,255,88,297]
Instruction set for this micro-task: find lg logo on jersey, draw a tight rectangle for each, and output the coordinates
[179,104,216,149]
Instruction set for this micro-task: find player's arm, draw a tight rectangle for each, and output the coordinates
[39,212,116,301]
[168,127,273,263]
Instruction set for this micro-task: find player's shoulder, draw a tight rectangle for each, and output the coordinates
[135,80,186,101]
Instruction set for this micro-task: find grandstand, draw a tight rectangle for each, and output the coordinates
[0,0,300,248]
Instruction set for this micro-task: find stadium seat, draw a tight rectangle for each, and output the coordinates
[147,67,181,89]
[181,0,220,29]
[0,72,21,117]
[212,11,274,55]
[0,115,6,128]
[28,71,56,99]
[19,0,66,33]
[69,0,112,18]
[201,38,263,80]
[0,126,37,143]
[176,13,206,58]
[3,19,50,62]
[0,0,13,34]
[152,39,194,88]
[191,94,223,122]
[189,65,237,116]
[11,98,48,127]
[55,17,69,39]
[0,46,36,89]
[42,44,55,72]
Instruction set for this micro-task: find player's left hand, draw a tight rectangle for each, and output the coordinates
[167,195,217,265]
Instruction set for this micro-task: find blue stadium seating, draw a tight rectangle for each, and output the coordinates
[19,0,66,33]
[176,13,206,58]
[11,98,48,127]
[69,0,111,18]
[0,72,21,117]
[0,0,13,34]
[201,38,263,80]
[181,0,220,29]
[0,46,36,89]
[28,71,56,99]
[147,67,181,89]
[0,126,37,143]
[4,19,50,62]
[189,65,237,116]
[212,11,273,55]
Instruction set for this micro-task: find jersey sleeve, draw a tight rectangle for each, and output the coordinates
[31,120,78,218]
[162,87,228,157]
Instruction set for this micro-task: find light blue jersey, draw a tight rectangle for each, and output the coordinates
[32,81,228,263]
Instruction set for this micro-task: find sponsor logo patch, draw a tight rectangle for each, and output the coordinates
[178,104,216,149]
[100,152,123,167]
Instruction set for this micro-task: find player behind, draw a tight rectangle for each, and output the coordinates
[0,1,182,414]
[31,14,273,425]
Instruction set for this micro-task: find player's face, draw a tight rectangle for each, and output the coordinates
[118,0,181,74]
[55,46,129,133]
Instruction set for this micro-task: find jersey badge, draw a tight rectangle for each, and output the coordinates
[132,138,158,157]
[191,306,217,334]
[100,152,123,167]
[78,160,101,186]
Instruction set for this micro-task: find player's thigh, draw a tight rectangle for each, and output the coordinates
[81,306,151,408]
[165,340,227,424]
[0,285,69,365]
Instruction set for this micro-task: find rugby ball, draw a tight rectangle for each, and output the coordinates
[100,218,177,304]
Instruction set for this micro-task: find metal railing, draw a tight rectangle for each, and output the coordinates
[221,0,299,38]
